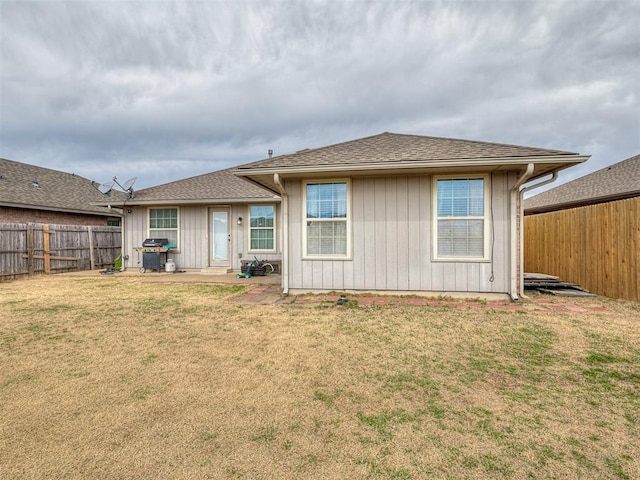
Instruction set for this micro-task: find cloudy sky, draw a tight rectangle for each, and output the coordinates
[1,0,638,192]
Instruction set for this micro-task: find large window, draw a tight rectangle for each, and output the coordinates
[149,207,178,246]
[304,180,349,258]
[434,176,488,260]
[249,205,275,251]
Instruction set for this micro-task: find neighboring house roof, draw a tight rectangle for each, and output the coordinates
[234,132,588,191]
[111,167,279,206]
[524,154,640,214]
[0,157,125,217]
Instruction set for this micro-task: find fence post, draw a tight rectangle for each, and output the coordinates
[87,226,95,270]
[27,223,34,276]
[43,224,51,274]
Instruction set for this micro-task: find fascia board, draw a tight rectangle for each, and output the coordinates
[234,155,590,177]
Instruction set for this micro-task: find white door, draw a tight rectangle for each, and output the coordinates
[210,208,231,267]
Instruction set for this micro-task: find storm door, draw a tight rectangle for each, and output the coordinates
[210,208,231,267]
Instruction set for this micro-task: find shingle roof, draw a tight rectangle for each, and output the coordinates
[524,154,640,213]
[0,157,125,216]
[236,132,578,170]
[127,167,277,204]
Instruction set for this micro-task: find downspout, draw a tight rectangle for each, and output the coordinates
[273,174,289,295]
[509,164,534,301]
[120,208,127,271]
[120,197,129,271]
[518,171,559,297]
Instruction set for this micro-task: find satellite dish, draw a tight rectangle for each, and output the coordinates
[112,176,137,198]
[98,182,114,194]
[122,177,137,191]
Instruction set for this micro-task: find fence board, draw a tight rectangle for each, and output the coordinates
[524,197,640,302]
[0,223,121,280]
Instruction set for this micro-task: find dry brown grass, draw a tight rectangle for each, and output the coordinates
[1,275,639,479]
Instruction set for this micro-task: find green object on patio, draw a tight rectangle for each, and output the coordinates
[114,254,122,270]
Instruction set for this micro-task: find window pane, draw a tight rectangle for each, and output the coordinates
[251,228,274,250]
[150,208,177,229]
[306,183,347,219]
[438,219,483,257]
[437,179,484,217]
[250,205,274,228]
[149,229,178,246]
[307,220,347,255]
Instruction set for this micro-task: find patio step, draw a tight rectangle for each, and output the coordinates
[200,267,233,275]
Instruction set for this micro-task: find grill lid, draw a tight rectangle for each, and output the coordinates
[142,238,170,247]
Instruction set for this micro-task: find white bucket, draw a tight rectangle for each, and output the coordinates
[165,259,176,273]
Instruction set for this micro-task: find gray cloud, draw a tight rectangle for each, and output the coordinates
[1,0,638,189]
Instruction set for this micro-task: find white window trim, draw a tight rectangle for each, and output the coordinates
[302,178,352,260]
[148,206,180,248]
[247,203,277,253]
[432,174,490,262]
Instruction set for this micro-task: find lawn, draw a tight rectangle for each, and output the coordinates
[1,275,639,479]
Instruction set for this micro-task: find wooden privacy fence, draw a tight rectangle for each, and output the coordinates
[0,223,121,280]
[524,197,639,302]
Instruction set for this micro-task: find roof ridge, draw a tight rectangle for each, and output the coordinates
[380,132,577,156]
[235,132,392,168]
[0,157,94,182]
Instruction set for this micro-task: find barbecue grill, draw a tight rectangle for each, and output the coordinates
[134,238,173,273]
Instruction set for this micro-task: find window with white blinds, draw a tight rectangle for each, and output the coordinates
[434,176,488,259]
[304,180,350,258]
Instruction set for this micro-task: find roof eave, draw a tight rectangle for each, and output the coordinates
[525,189,640,215]
[1,201,121,217]
[92,196,281,207]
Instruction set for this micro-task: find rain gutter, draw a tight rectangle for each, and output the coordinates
[273,173,289,295]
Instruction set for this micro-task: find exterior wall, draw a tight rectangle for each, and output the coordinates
[0,206,118,226]
[286,172,515,293]
[122,203,281,271]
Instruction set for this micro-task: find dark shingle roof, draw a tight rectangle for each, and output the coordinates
[128,167,277,204]
[524,154,640,213]
[236,132,578,170]
[0,158,125,216]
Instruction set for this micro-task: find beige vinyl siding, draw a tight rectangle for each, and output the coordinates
[122,203,281,271]
[287,173,512,293]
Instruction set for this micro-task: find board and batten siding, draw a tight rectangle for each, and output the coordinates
[287,173,513,293]
[122,204,281,271]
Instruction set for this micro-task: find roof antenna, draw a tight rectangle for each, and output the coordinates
[268,149,273,158]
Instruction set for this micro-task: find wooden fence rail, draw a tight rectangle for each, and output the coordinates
[524,197,639,302]
[0,223,121,280]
